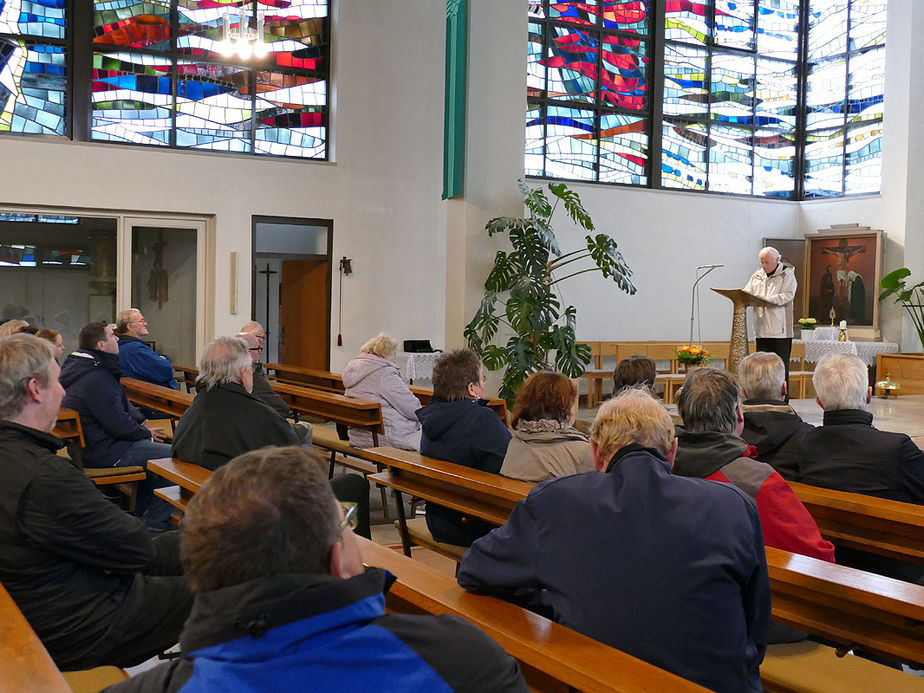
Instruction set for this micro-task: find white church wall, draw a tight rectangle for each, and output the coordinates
[0,0,448,372]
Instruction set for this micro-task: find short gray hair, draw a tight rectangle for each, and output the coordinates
[760,246,781,261]
[738,352,786,401]
[591,387,674,462]
[197,337,251,391]
[115,309,141,334]
[0,334,55,419]
[360,333,398,359]
[677,367,740,434]
[813,353,869,411]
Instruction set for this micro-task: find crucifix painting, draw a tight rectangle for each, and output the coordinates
[806,227,883,329]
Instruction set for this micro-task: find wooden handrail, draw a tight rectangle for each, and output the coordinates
[120,378,194,419]
[0,584,72,693]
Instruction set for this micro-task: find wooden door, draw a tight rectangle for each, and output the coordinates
[280,259,330,369]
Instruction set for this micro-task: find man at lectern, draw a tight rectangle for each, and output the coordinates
[743,247,797,390]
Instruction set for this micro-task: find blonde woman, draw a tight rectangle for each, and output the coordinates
[343,333,422,450]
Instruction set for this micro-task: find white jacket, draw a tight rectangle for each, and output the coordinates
[744,264,797,338]
[342,353,422,451]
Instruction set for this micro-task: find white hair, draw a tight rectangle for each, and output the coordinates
[812,353,869,411]
[197,337,251,391]
[759,246,781,261]
[738,352,786,401]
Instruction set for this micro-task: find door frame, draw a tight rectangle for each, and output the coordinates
[120,216,213,363]
[251,216,333,370]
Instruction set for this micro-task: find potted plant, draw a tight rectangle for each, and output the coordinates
[465,180,636,400]
[675,345,711,370]
[879,268,924,352]
[798,317,817,340]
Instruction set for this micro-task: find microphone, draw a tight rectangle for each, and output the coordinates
[697,263,724,269]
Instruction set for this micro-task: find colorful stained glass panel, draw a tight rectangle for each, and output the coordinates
[665,0,709,45]
[754,128,796,196]
[661,119,707,190]
[755,58,797,130]
[546,26,598,103]
[528,21,546,99]
[175,60,252,152]
[544,105,597,180]
[844,120,881,194]
[253,72,326,157]
[0,38,66,134]
[598,112,647,184]
[549,1,598,26]
[599,33,648,110]
[756,0,800,59]
[806,57,846,130]
[526,103,546,176]
[804,127,844,196]
[0,0,66,40]
[709,124,753,194]
[808,0,848,61]
[714,0,756,51]
[850,0,887,50]
[93,2,171,50]
[710,53,755,125]
[663,43,707,119]
[601,1,649,33]
[91,51,172,145]
[846,47,883,124]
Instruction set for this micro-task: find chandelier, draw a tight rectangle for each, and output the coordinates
[219,7,267,60]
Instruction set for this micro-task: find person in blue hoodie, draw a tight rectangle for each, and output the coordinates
[102,446,528,693]
[60,321,175,531]
[416,349,511,546]
[115,309,178,390]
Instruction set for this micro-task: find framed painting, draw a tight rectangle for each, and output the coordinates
[763,237,806,324]
[804,225,883,330]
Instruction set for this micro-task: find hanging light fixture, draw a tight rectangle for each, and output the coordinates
[219,5,267,60]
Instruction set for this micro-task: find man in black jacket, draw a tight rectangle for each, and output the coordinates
[0,333,192,670]
[738,351,814,479]
[172,337,370,537]
[416,349,511,546]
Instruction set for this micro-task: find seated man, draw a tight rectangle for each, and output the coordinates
[115,309,177,390]
[674,367,834,563]
[738,351,814,478]
[172,337,370,537]
[236,331,294,421]
[416,348,511,546]
[106,447,527,692]
[800,353,924,582]
[459,389,769,693]
[60,321,174,531]
[0,333,192,670]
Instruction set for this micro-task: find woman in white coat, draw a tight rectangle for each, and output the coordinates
[342,333,422,450]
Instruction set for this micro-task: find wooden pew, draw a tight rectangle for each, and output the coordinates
[788,481,924,565]
[120,377,194,423]
[173,364,199,393]
[358,537,707,693]
[149,458,210,512]
[54,407,146,510]
[268,381,385,444]
[0,583,72,693]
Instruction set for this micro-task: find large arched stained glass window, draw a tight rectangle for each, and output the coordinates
[0,0,67,135]
[91,1,328,158]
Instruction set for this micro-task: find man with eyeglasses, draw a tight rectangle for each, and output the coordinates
[115,309,178,390]
[103,446,528,693]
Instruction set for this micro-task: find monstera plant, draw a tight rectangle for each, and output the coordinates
[465,180,636,400]
[879,267,924,351]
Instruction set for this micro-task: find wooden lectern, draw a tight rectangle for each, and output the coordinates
[712,288,776,375]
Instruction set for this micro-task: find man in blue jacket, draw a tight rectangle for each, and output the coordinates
[60,321,174,531]
[416,349,511,546]
[103,446,528,693]
[116,309,177,390]
[458,389,770,693]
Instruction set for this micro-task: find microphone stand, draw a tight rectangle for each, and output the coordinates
[689,266,720,345]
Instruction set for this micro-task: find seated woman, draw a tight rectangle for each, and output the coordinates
[342,333,422,450]
[36,328,66,361]
[613,355,657,396]
[500,371,593,483]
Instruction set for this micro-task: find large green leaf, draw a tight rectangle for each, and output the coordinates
[485,216,527,238]
[484,251,516,292]
[509,222,552,275]
[519,179,552,221]
[463,291,499,353]
[482,344,508,372]
[878,267,924,304]
[548,182,594,231]
[586,234,637,294]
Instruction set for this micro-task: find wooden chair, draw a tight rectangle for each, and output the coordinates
[53,408,146,511]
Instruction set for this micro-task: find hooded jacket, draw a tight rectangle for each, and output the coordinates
[417,398,511,545]
[118,335,177,390]
[0,420,156,668]
[744,263,796,338]
[740,400,815,480]
[674,429,835,562]
[102,569,528,693]
[342,353,422,450]
[459,445,770,693]
[500,419,593,483]
[60,349,152,467]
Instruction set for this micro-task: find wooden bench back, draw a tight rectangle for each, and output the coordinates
[0,583,72,693]
[269,381,386,434]
[358,537,707,692]
[172,364,199,393]
[120,378,194,419]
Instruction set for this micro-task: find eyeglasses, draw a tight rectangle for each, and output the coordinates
[249,347,263,352]
[339,502,358,534]
[131,318,147,325]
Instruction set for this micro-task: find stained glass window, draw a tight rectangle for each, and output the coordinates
[0,0,67,135]
[530,0,887,199]
[526,1,651,185]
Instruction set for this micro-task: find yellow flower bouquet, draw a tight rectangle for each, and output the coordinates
[675,344,711,366]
